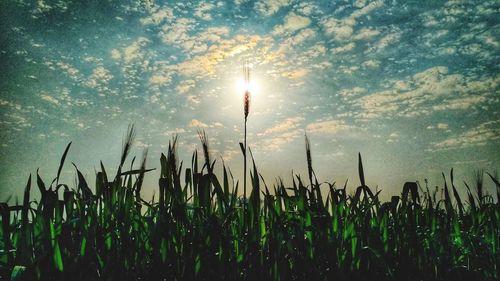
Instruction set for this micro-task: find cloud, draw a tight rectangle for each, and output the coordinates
[361,59,380,68]
[338,87,366,100]
[123,37,150,63]
[306,120,352,135]
[427,123,449,130]
[368,32,401,53]
[110,49,121,60]
[432,120,500,151]
[55,61,82,81]
[190,119,209,128]
[296,2,319,16]
[353,27,380,40]
[176,80,196,94]
[175,34,264,78]
[253,116,306,151]
[195,2,216,21]
[332,42,355,53]
[255,0,292,16]
[437,123,449,129]
[433,96,488,111]
[85,66,113,89]
[190,119,225,129]
[222,149,240,161]
[353,66,500,119]
[273,12,311,35]
[282,68,308,79]
[386,132,399,143]
[262,117,304,135]
[259,131,302,151]
[159,18,195,46]
[198,27,231,42]
[187,95,201,105]
[322,18,354,40]
[269,28,317,63]
[141,6,174,25]
[322,0,384,40]
[40,94,60,105]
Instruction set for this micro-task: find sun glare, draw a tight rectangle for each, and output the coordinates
[236,78,259,96]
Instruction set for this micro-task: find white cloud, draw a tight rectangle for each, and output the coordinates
[85,66,113,89]
[195,2,215,21]
[198,27,231,42]
[432,120,500,151]
[432,96,487,111]
[273,12,311,35]
[149,73,172,86]
[55,62,82,81]
[159,18,195,46]
[295,2,319,16]
[255,0,291,16]
[262,117,304,135]
[338,87,366,99]
[40,94,60,105]
[332,42,355,53]
[187,95,201,105]
[110,49,121,60]
[176,80,196,94]
[190,119,209,128]
[175,34,263,78]
[259,130,302,151]
[386,132,399,143]
[282,68,308,79]
[437,123,449,129]
[123,37,150,63]
[428,123,449,130]
[352,67,499,119]
[141,6,174,25]
[322,0,383,40]
[322,18,354,39]
[353,27,380,40]
[361,59,380,68]
[368,32,401,53]
[306,120,352,134]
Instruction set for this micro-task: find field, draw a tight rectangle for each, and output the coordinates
[0,127,498,281]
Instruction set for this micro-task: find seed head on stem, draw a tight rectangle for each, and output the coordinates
[243,62,251,119]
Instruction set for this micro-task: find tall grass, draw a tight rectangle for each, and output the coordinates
[0,129,498,281]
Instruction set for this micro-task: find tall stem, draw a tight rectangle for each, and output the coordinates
[243,116,247,213]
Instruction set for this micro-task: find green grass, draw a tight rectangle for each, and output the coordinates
[0,127,498,281]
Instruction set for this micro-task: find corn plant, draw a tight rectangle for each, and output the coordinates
[0,127,498,281]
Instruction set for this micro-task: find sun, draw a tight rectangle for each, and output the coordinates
[235,77,259,96]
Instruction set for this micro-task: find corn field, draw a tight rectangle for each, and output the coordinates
[0,127,498,281]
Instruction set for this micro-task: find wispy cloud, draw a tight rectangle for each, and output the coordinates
[85,66,113,90]
[431,120,500,151]
[273,12,311,35]
[255,0,292,16]
[194,2,216,21]
[306,120,353,135]
[262,117,304,135]
[176,80,196,94]
[352,66,499,119]
[40,94,60,105]
[123,37,150,63]
[321,0,384,41]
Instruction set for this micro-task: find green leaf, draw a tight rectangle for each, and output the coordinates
[10,265,26,281]
[358,153,365,187]
[195,254,201,275]
[80,237,87,257]
[53,242,64,272]
[56,142,72,185]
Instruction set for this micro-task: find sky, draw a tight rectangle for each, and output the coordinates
[0,0,499,201]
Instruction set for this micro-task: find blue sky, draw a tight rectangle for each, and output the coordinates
[1,0,499,201]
